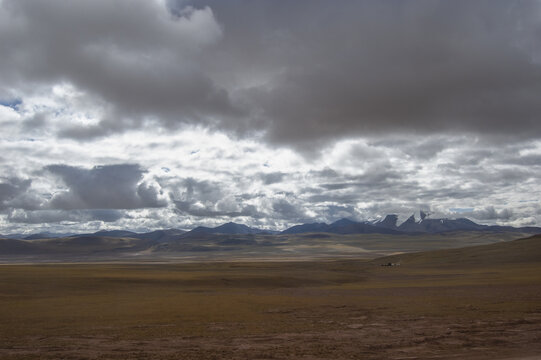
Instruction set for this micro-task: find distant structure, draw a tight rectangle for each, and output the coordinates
[381,262,401,267]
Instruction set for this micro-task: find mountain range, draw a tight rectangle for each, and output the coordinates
[282,214,541,235]
[1,214,540,262]
[1,215,540,241]
[184,222,278,236]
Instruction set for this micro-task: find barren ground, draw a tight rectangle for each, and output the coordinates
[1,245,541,359]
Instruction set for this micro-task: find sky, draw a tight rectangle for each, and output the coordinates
[1,0,541,234]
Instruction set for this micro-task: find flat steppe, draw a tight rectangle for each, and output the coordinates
[1,235,541,359]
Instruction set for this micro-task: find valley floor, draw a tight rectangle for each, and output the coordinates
[1,256,541,359]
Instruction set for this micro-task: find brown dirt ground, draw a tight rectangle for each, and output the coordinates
[1,260,541,359]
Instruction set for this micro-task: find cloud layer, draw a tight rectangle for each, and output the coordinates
[2,1,541,147]
[0,0,540,233]
[45,164,165,210]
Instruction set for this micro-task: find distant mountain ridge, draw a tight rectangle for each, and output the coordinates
[282,218,401,235]
[395,215,484,233]
[184,222,276,236]
[2,216,540,262]
[284,214,541,235]
[2,216,540,241]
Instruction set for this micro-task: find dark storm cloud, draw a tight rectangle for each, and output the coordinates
[258,172,285,185]
[172,178,222,204]
[320,183,352,191]
[306,193,359,205]
[300,165,416,206]
[308,168,340,179]
[195,0,541,147]
[497,153,541,167]
[307,178,423,206]
[45,164,165,210]
[323,205,360,221]
[478,168,536,186]
[0,177,31,211]
[303,163,512,211]
[7,209,123,224]
[58,125,109,140]
[236,192,265,201]
[0,0,241,139]
[437,162,536,187]
[271,199,307,222]
[171,178,264,218]
[318,167,406,193]
[2,0,541,148]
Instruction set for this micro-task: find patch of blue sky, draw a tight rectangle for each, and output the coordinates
[0,98,22,110]
[449,207,474,213]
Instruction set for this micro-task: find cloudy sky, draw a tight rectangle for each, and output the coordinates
[1,0,541,234]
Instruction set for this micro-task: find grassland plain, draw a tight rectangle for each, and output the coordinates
[1,235,541,359]
[0,230,533,263]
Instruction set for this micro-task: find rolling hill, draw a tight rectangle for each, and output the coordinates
[376,234,541,267]
[1,215,540,263]
[184,222,274,236]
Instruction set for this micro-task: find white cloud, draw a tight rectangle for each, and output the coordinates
[1,1,541,233]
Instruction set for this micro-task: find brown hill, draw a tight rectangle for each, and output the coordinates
[376,234,541,267]
[0,238,40,255]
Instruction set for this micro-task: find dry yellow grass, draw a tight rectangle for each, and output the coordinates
[1,235,541,359]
